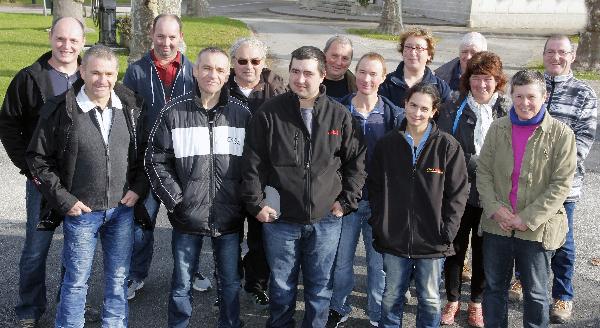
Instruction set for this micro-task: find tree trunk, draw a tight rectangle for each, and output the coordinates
[186,0,209,17]
[129,0,183,64]
[53,0,84,24]
[573,0,600,71]
[377,0,403,34]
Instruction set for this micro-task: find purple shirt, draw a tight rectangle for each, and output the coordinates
[509,124,539,211]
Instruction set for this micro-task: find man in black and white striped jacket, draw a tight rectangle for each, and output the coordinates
[543,34,598,324]
[145,47,250,328]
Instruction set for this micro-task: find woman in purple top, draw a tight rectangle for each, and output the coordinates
[476,70,576,327]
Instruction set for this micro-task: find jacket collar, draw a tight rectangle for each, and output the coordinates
[76,88,123,112]
[544,71,573,83]
[194,82,230,109]
[389,62,438,88]
[497,107,553,132]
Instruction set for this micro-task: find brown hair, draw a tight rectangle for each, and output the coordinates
[398,27,436,64]
[459,51,507,94]
[405,82,441,114]
[355,52,387,76]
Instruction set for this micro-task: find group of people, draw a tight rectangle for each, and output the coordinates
[0,12,596,328]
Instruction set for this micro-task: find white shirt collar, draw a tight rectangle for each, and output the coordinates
[76,87,123,112]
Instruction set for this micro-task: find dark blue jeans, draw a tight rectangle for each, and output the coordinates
[129,191,160,283]
[168,230,241,328]
[262,215,343,328]
[483,233,553,328]
[15,180,55,321]
[551,202,576,301]
[330,200,384,322]
[56,204,134,328]
[379,254,443,328]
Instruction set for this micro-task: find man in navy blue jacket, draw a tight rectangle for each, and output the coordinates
[122,14,205,300]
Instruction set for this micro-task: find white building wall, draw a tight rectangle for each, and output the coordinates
[468,0,586,29]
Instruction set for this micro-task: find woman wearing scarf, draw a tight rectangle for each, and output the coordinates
[476,70,576,327]
[437,51,510,327]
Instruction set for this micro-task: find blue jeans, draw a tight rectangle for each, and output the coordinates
[15,180,55,321]
[168,230,241,328]
[129,191,160,282]
[551,202,575,301]
[330,200,384,322]
[55,204,134,328]
[379,254,443,328]
[263,215,343,328]
[483,233,552,328]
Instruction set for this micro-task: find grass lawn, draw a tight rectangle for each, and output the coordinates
[0,13,250,104]
[347,28,400,42]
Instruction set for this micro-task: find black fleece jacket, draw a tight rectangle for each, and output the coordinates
[368,120,468,258]
[241,86,367,224]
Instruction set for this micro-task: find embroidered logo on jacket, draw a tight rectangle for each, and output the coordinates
[426,168,444,174]
[328,129,340,136]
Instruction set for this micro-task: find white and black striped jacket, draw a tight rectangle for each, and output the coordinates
[545,72,597,202]
[146,87,251,236]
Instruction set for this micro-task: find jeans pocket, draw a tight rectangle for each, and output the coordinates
[542,209,568,250]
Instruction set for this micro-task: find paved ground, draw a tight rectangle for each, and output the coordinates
[0,1,599,327]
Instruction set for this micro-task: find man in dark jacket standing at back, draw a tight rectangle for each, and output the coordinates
[322,35,357,102]
[122,14,204,299]
[0,16,85,328]
[241,46,366,328]
[146,47,251,328]
[26,45,148,327]
[227,37,286,308]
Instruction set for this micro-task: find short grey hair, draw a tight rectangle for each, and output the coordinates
[510,69,546,96]
[82,45,118,69]
[544,34,574,53]
[460,32,487,51]
[323,35,354,59]
[229,37,268,60]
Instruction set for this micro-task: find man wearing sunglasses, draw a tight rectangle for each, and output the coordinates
[227,37,286,310]
[122,14,211,301]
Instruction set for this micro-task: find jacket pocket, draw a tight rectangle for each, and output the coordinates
[270,131,300,167]
[542,209,568,250]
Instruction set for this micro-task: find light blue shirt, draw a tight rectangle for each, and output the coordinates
[403,123,432,165]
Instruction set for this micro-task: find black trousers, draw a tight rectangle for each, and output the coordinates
[444,204,485,303]
[242,217,270,292]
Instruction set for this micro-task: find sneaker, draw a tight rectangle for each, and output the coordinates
[19,319,37,328]
[325,309,348,327]
[508,279,523,302]
[467,303,484,327]
[369,320,379,327]
[440,302,460,325]
[461,265,472,282]
[84,304,101,323]
[550,299,573,324]
[192,272,212,292]
[127,279,144,300]
[245,288,269,309]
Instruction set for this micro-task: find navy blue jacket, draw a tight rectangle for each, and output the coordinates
[378,62,451,107]
[339,93,404,200]
[123,52,195,129]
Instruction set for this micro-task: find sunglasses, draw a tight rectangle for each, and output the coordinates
[236,58,262,66]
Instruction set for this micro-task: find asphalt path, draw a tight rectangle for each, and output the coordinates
[0,1,599,326]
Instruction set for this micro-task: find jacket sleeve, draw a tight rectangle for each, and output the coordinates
[519,125,577,231]
[241,110,271,217]
[127,100,150,198]
[436,77,451,104]
[367,139,385,227]
[144,108,182,212]
[336,111,367,213]
[0,70,40,177]
[25,102,79,215]
[476,122,504,221]
[573,88,597,163]
[441,139,469,243]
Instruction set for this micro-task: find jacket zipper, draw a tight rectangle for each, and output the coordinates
[208,112,217,235]
[294,132,299,165]
[547,77,556,110]
[305,134,312,223]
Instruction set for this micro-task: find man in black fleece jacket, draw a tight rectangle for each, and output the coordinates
[241,46,366,327]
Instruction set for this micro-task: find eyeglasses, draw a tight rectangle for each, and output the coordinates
[403,44,428,53]
[236,58,262,66]
[543,50,572,57]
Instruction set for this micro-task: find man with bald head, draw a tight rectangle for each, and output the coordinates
[0,16,85,328]
[123,13,199,300]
